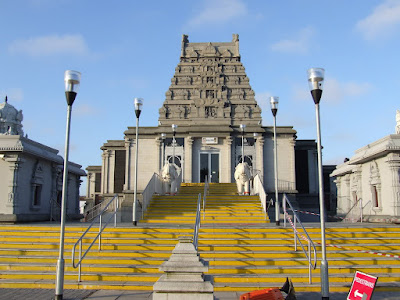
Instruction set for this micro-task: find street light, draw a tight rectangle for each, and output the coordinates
[133,97,143,226]
[55,70,81,300]
[240,124,246,165]
[171,124,177,166]
[270,96,280,226]
[308,67,329,300]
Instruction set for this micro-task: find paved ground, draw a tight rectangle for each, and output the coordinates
[0,289,399,300]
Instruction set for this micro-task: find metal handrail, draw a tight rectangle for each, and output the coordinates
[203,176,209,220]
[71,194,119,282]
[142,173,163,219]
[193,193,202,251]
[342,198,364,223]
[282,194,317,284]
[277,179,296,192]
[50,198,71,222]
[252,174,268,220]
[84,196,112,223]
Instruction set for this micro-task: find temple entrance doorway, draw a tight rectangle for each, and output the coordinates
[199,152,219,183]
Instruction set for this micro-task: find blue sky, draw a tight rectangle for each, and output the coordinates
[1,0,400,194]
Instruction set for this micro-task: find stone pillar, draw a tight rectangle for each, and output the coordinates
[184,136,193,183]
[387,156,400,216]
[101,150,112,194]
[86,173,92,198]
[153,236,214,300]
[156,137,162,172]
[225,136,233,182]
[124,138,134,191]
[289,137,296,190]
[256,136,264,179]
[5,156,22,210]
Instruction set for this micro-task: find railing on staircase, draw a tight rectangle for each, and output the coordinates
[282,194,317,284]
[342,198,370,223]
[142,173,163,219]
[203,176,209,220]
[252,174,268,220]
[343,198,362,223]
[83,195,120,223]
[50,198,70,222]
[193,193,202,251]
[71,194,119,282]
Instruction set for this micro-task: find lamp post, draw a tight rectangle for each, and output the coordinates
[133,97,143,226]
[308,67,329,300]
[161,133,166,168]
[240,124,246,164]
[270,96,280,226]
[172,124,177,166]
[55,70,81,300]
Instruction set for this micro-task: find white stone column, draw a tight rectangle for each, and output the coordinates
[101,150,112,194]
[5,156,22,210]
[289,137,296,190]
[156,137,162,172]
[387,156,400,216]
[185,136,193,183]
[335,179,344,214]
[225,136,233,182]
[256,137,264,178]
[124,138,134,191]
[86,173,92,198]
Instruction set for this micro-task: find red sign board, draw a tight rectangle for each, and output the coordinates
[347,271,378,300]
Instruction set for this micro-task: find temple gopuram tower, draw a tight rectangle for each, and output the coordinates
[159,34,262,127]
[88,35,303,218]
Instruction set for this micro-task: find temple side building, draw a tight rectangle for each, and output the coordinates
[0,97,86,222]
[86,35,329,219]
[332,111,400,222]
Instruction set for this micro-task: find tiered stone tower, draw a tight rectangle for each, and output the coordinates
[0,96,24,136]
[159,34,262,127]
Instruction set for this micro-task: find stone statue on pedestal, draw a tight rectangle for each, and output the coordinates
[161,163,179,195]
[234,162,251,195]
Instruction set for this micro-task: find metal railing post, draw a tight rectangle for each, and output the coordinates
[308,240,312,284]
[283,196,287,228]
[282,193,317,286]
[99,214,102,251]
[72,194,120,284]
[78,240,82,282]
[294,215,297,251]
[114,196,118,228]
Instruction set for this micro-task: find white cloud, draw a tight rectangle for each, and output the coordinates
[74,103,101,117]
[356,0,400,40]
[8,34,89,56]
[0,88,24,102]
[324,79,372,104]
[255,91,272,108]
[293,78,372,104]
[270,27,315,54]
[187,0,248,27]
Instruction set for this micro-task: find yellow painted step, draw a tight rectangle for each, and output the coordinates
[0,273,160,282]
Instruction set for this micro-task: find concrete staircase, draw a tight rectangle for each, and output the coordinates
[0,183,400,293]
[142,183,268,225]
